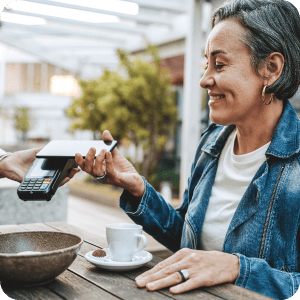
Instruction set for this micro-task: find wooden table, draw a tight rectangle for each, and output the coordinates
[0,222,273,300]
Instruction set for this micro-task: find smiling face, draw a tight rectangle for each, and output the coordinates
[200,20,265,126]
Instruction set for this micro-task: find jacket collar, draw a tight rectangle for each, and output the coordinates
[202,100,300,159]
[266,100,300,159]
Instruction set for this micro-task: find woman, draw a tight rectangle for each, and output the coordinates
[75,0,300,299]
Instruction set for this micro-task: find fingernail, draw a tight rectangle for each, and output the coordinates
[136,278,144,284]
[146,283,155,290]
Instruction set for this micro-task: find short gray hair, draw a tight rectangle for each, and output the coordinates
[212,0,300,100]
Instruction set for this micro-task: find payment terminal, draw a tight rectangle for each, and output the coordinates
[17,140,117,201]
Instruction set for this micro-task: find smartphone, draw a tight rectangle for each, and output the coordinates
[36,140,118,158]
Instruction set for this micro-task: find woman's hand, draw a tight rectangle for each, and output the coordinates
[135,248,240,294]
[0,147,80,184]
[75,130,145,198]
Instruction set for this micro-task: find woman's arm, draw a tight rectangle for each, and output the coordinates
[119,179,186,252]
[135,249,299,299]
[75,130,189,252]
[234,253,300,299]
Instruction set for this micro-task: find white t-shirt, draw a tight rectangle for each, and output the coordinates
[199,129,270,251]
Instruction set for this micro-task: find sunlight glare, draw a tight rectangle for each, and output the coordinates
[8,0,120,23]
[51,0,139,15]
[0,11,46,24]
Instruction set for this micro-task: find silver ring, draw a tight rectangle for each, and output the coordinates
[178,269,189,282]
[96,171,108,183]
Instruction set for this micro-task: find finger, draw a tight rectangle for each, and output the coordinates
[102,130,114,141]
[146,272,183,291]
[94,149,107,177]
[136,262,185,288]
[136,250,184,281]
[59,168,80,186]
[60,178,70,186]
[169,277,204,294]
[84,147,96,174]
[68,167,81,179]
[102,130,120,156]
[75,153,85,170]
[33,147,43,155]
[105,151,114,174]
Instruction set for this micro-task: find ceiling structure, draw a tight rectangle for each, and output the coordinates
[0,0,214,198]
[0,0,190,78]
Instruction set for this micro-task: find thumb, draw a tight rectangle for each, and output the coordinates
[102,130,114,141]
[102,130,120,156]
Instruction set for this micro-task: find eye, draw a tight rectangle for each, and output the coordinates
[204,63,208,70]
[214,64,225,70]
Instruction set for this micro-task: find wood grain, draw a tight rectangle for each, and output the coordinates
[45,222,108,248]
[2,285,63,300]
[0,223,274,300]
[47,269,119,300]
[47,222,273,300]
[69,255,170,300]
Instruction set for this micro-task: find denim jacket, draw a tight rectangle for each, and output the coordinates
[120,100,300,299]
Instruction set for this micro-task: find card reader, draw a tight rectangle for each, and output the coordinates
[17,158,77,201]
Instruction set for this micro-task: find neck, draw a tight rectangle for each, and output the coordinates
[234,98,284,155]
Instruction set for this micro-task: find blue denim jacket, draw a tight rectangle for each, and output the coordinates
[120,100,300,299]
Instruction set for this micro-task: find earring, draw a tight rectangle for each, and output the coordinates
[262,85,274,105]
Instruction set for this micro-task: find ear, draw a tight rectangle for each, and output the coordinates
[263,52,285,85]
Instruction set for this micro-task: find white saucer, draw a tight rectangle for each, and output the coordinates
[85,248,153,271]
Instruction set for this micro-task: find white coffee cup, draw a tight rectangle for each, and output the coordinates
[106,223,147,262]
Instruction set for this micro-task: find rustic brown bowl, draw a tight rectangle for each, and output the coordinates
[0,231,83,286]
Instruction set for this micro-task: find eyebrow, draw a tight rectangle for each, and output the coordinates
[205,50,228,58]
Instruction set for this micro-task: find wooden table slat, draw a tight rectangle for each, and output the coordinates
[2,285,64,300]
[45,222,108,248]
[69,255,171,300]
[0,224,27,233]
[202,284,274,300]
[47,270,120,300]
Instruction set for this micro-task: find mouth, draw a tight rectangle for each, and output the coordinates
[209,94,225,100]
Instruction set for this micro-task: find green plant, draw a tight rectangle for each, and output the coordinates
[14,107,31,143]
[67,44,177,181]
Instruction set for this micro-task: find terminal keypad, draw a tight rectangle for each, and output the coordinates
[20,178,52,191]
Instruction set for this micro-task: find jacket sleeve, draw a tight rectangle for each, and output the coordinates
[119,178,190,252]
[119,123,222,252]
[235,253,300,299]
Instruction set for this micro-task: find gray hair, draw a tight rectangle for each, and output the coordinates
[212,0,300,100]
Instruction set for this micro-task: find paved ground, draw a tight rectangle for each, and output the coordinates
[67,194,173,258]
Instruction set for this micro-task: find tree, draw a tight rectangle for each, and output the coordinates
[67,44,177,181]
[14,107,31,143]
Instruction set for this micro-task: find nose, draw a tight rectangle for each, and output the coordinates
[199,68,215,89]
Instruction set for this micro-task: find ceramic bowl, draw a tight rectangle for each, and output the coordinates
[0,231,83,286]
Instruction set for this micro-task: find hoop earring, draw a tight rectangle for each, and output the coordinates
[262,85,273,105]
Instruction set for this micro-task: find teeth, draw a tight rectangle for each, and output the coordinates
[210,95,225,100]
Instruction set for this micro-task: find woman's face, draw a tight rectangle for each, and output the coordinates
[200,20,265,126]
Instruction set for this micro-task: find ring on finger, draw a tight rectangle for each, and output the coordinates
[178,269,189,282]
[96,171,108,183]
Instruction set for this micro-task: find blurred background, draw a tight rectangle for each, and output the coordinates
[0,0,299,258]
